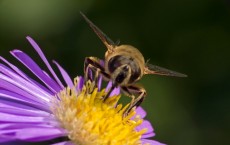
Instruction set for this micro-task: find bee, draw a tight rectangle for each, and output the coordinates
[80,12,187,116]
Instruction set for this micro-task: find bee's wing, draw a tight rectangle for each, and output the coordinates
[144,63,187,77]
[80,12,115,52]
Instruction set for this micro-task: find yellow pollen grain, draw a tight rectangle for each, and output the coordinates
[52,78,147,145]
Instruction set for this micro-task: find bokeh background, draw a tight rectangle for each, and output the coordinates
[0,0,229,145]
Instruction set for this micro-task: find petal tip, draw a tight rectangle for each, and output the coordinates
[10,49,22,54]
[26,36,33,41]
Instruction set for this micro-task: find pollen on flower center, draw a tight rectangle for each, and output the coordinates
[51,77,147,145]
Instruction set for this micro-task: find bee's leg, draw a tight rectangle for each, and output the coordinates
[84,57,100,82]
[84,57,110,88]
[103,84,116,101]
[121,85,146,117]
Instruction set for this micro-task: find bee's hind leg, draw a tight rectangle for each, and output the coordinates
[121,85,146,117]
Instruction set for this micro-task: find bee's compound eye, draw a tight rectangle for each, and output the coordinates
[129,66,141,83]
[115,72,126,84]
[108,55,141,84]
[115,65,130,84]
[108,55,124,73]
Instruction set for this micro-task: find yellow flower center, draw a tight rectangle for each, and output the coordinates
[52,77,147,145]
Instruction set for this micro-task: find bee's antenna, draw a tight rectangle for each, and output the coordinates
[80,12,115,52]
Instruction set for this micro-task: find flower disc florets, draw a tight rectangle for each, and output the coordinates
[52,78,147,145]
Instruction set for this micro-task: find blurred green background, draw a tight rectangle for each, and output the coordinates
[0,0,229,145]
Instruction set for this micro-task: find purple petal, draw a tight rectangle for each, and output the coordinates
[0,140,26,145]
[0,75,51,104]
[97,60,104,91]
[141,139,166,145]
[53,61,74,88]
[106,81,112,92]
[97,75,102,91]
[0,90,50,112]
[26,36,64,89]
[0,107,50,117]
[141,132,155,139]
[0,112,50,123]
[0,57,53,95]
[0,123,55,130]
[0,68,51,103]
[88,69,93,81]
[0,121,63,141]
[0,80,39,102]
[0,100,44,113]
[0,135,15,143]
[10,50,61,93]
[105,81,120,96]
[51,141,74,145]
[136,107,147,118]
[136,120,154,136]
[76,76,84,92]
[99,60,104,67]
[14,127,66,142]
[0,124,12,129]
[0,57,32,84]
[110,87,120,96]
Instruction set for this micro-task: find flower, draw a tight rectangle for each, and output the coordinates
[0,36,165,145]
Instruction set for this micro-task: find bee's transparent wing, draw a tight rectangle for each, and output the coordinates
[145,63,187,77]
[80,12,116,51]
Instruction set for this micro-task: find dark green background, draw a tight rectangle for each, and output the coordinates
[0,0,229,145]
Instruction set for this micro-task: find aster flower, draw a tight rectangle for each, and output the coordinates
[0,36,165,145]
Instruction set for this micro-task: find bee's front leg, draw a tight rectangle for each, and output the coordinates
[121,85,146,117]
[84,57,110,87]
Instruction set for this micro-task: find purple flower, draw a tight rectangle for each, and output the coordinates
[0,36,165,145]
